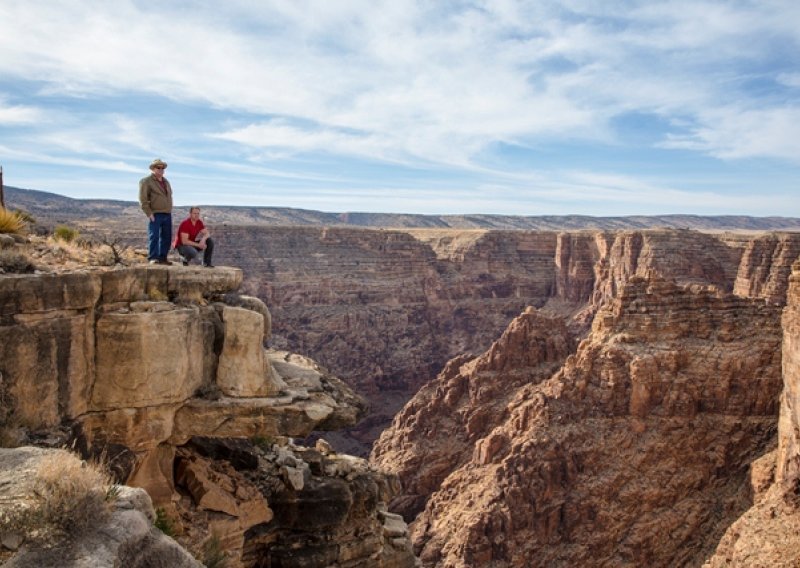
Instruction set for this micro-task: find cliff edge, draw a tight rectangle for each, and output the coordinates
[0,241,416,568]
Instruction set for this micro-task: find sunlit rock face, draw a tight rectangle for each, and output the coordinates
[373,274,785,567]
[702,260,800,568]
[0,265,366,509]
[215,227,800,454]
[0,264,415,568]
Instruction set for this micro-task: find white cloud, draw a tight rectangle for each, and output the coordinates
[0,99,43,125]
[0,0,798,215]
[660,106,800,162]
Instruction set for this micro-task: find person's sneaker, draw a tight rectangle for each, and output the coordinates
[157,259,172,266]
[203,263,214,268]
[181,259,189,266]
[149,259,159,265]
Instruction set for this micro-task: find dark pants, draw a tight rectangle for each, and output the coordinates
[148,212,172,261]
[177,237,214,265]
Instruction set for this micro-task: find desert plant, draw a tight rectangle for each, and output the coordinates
[0,250,36,273]
[0,451,117,540]
[100,236,124,264]
[53,225,79,243]
[12,208,35,225]
[202,533,229,568]
[0,206,25,235]
[154,507,176,537]
[34,452,116,534]
[251,434,276,452]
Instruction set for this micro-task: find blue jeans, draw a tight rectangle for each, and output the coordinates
[148,213,172,261]
[176,237,214,265]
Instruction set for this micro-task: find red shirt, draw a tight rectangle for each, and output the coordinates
[174,218,205,248]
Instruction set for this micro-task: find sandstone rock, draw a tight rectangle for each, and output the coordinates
[0,447,201,568]
[186,436,259,470]
[0,234,16,249]
[92,305,205,409]
[371,308,574,521]
[778,260,800,483]
[216,306,280,397]
[99,265,242,304]
[239,441,416,568]
[378,275,783,567]
[221,227,800,455]
[175,450,272,528]
[703,260,800,567]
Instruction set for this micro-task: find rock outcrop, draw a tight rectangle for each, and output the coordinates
[373,275,785,566]
[0,446,202,568]
[0,264,413,567]
[702,260,800,567]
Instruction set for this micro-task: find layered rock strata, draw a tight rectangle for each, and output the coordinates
[373,275,785,566]
[215,227,800,453]
[702,260,800,567]
[0,265,413,567]
[169,437,416,567]
[0,266,359,499]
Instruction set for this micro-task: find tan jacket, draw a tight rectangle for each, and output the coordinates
[138,174,173,217]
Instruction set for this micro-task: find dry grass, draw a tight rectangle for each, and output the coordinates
[34,452,116,533]
[0,207,26,235]
[0,451,118,540]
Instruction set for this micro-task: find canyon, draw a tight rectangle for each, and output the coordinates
[213,227,800,457]
[3,186,800,566]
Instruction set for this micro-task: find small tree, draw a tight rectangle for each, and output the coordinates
[100,236,124,265]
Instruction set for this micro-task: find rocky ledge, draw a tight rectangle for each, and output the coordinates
[0,262,415,567]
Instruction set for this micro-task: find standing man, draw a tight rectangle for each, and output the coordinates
[174,206,215,267]
[139,158,173,265]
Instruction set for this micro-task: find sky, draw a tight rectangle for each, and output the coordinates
[0,0,799,217]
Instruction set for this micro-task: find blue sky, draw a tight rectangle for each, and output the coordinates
[0,0,798,216]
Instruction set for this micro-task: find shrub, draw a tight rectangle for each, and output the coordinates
[0,250,36,273]
[202,533,229,568]
[34,452,116,534]
[12,208,35,225]
[0,207,25,235]
[53,225,79,243]
[154,507,176,537]
[0,451,117,539]
[251,434,276,452]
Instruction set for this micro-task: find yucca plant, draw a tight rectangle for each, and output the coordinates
[0,207,25,235]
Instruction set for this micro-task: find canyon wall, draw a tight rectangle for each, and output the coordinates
[213,227,800,454]
[373,275,785,566]
[702,260,800,567]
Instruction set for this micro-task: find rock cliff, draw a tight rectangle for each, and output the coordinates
[702,260,800,567]
[215,227,800,455]
[373,274,785,566]
[0,262,415,567]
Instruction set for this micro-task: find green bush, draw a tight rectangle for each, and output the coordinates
[251,434,276,451]
[54,225,79,243]
[202,533,229,568]
[154,507,176,537]
[12,209,35,225]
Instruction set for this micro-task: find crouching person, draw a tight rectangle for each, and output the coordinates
[174,206,215,267]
